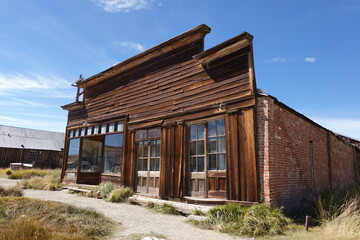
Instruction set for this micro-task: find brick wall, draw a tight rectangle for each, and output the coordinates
[256,95,357,209]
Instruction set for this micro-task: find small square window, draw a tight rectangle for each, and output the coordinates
[109,123,115,132]
[80,128,85,136]
[101,124,107,133]
[87,127,92,135]
[117,122,124,132]
[93,125,99,134]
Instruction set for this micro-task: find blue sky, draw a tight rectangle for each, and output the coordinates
[0,0,359,139]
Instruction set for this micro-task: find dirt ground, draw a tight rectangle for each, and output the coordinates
[0,178,248,240]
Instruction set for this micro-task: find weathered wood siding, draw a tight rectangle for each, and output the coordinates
[67,46,253,128]
[0,148,62,169]
[159,123,187,198]
[225,108,258,202]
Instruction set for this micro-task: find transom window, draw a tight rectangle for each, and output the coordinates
[189,118,226,172]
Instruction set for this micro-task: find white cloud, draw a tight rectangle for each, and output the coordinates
[114,41,146,52]
[0,73,73,98]
[311,117,360,140]
[95,0,152,13]
[304,57,316,63]
[268,56,287,63]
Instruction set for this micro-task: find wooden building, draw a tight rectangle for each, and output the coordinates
[0,125,64,169]
[61,24,360,208]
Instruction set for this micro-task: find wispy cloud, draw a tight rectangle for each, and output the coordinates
[304,57,316,63]
[268,56,287,63]
[95,0,153,13]
[311,117,360,140]
[0,115,66,132]
[113,41,146,52]
[310,5,360,15]
[0,73,73,99]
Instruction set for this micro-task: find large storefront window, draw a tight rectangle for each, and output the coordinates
[81,137,102,172]
[189,118,226,172]
[66,138,80,170]
[103,134,123,174]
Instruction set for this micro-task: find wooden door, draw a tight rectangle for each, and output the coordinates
[136,129,161,195]
[189,118,227,198]
[78,136,103,185]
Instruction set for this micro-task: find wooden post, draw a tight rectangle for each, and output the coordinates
[305,215,309,231]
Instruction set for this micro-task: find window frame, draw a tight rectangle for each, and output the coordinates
[187,116,227,173]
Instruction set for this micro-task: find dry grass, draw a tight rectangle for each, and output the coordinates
[0,197,118,240]
[0,186,23,197]
[21,169,62,190]
[190,203,292,237]
[8,169,49,179]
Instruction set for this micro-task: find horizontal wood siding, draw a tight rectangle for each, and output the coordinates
[66,43,252,127]
[225,108,258,202]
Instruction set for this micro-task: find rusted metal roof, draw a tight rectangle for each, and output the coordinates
[0,125,64,151]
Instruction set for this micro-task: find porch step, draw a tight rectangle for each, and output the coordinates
[128,195,213,215]
[63,184,99,194]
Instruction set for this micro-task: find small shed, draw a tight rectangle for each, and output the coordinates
[0,125,65,169]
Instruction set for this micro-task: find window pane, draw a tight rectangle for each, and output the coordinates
[208,137,217,153]
[190,157,196,172]
[80,128,85,136]
[217,136,226,153]
[190,125,197,140]
[135,130,147,141]
[117,122,124,132]
[143,141,148,157]
[101,124,107,133]
[208,120,216,137]
[69,130,74,138]
[103,134,123,174]
[150,140,157,157]
[197,140,205,155]
[197,124,205,139]
[150,158,155,171]
[209,154,217,170]
[138,159,142,171]
[217,119,225,135]
[143,158,148,171]
[87,127,92,135]
[93,125,99,134]
[149,128,161,139]
[74,129,79,137]
[155,158,160,171]
[66,138,80,170]
[108,123,115,133]
[218,154,226,170]
[190,141,196,155]
[81,137,103,172]
[197,157,204,172]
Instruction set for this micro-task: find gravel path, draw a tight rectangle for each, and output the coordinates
[0,178,244,240]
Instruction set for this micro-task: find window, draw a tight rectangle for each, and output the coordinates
[80,137,102,172]
[103,134,123,174]
[150,140,160,171]
[190,124,205,172]
[189,118,226,172]
[136,128,161,172]
[66,138,80,170]
[208,119,226,170]
[137,141,148,171]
